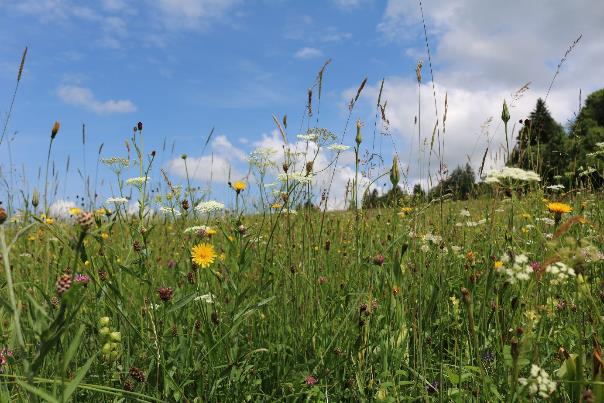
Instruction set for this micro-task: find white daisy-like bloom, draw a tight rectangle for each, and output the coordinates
[126,176,150,187]
[194,293,216,304]
[596,142,604,149]
[518,365,556,398]
[451,245,462,253]
[460,208,471,217]
[327,143,351,152]
[159,206,181,216]
[195,200,225,214]
[284,209,297,215]
[278,172,313,185]
[545,261,575,284]
[420,244,430,252]
[105,197,129,205]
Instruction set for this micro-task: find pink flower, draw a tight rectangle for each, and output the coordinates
[305,375,317,387]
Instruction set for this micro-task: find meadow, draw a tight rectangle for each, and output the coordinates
[0,136,603,402]
[0,45,603,403]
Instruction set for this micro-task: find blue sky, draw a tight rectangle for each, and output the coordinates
[1,0,603,212]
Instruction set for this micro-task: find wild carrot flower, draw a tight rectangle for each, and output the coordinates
[191,243,216,268]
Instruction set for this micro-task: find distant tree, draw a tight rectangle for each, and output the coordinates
[567,88,604,185]
[412,183,425,202]
[429,163,476,200]
[509,98,568,183]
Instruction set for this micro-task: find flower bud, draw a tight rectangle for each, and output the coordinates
[355,119,362,146]
[102,343,112,354]
[110,331,121,342]
[99,327,110,336]
[51,121,60,139]
[501,100,510,124]
[99,317,110,326]
[390,156,400,189]
[0,206,7,225]
[31,189,39,208]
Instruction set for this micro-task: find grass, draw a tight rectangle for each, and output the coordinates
[0,180,603,401]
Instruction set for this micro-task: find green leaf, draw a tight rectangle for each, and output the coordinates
[167,292,197,313]
[16,380,59,403]
[63,353,97,402]
[62,325,85,373]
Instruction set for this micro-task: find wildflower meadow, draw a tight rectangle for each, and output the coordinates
[1,2,604,402]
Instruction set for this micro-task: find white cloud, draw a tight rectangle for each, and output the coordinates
[369,0,604,187]
[294,47,324,60]
[156,0,240,29]
[167,154,242,183]
[49,199,76,218]
[166,134,246,183]
[57,85,137,114]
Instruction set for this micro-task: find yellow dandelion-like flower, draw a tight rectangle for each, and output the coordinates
[191,242,216,268]
[547,202,572,215]
[95,208,107,216]
[45,217,54,225]
[398,207,413,217]
[205,228,217,236]
[232,181,246,192]
[101,232,109,240]
[494,260,504,270]
[271,203,282,209]
[70,207,82,216]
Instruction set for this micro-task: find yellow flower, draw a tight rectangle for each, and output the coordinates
[232,181,246,192]
[191,242,216,268]
[84,260,90,267]
[70,207,82,216]
[494,260,504,269]
[205,228,217,236]
[521,213,531,219]
[547,202,572,215]
[45,217,54,225]
[271,203,282,209]
[398,207,413,217]
[95,208,107,216]
[101,232,109,240]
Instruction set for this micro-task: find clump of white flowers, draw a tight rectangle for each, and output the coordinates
[195,201,225,214]
[500,253,533,284]
[159,206,181,216]
[545,261,575,284]
[519,364,557,398]
[484,167,541,183]
[327,144,350,152]
[248,147,277,170]
[126,176,150,188]
[278,172,313,185]
[105,197,129,205]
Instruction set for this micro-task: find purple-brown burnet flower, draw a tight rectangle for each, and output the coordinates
[74,274,90,287]
[305,375,317,387]
[158,287,174,302]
